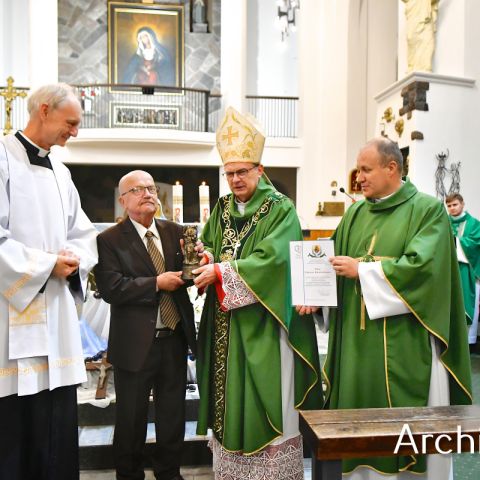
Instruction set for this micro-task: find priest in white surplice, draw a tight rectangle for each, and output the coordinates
[0,83,98,480]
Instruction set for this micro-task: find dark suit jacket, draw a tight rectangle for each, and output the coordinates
[94,217,196,372]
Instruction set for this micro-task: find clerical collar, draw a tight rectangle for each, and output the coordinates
[370,181,404,203]
[234,197,248,216]
[15,131,52,169]
[451,212,466,220]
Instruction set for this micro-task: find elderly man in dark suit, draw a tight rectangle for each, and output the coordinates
[94,170,197,480]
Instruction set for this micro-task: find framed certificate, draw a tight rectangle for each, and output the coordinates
[290,240,337,307]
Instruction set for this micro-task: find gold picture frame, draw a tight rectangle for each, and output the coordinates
[108,2,184,89]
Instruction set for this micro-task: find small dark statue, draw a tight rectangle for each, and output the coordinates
[182,225,200,280]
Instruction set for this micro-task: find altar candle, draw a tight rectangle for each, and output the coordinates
[172,181,183,224]
[199,181,210,224]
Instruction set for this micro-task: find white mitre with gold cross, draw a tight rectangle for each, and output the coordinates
[216,106,265,165]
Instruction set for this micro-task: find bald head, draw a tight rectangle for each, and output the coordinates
[118,170,158,227]
[118,170,154,195]
[361,137,403,174]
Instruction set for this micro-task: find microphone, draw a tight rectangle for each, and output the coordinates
[339,187,356,203]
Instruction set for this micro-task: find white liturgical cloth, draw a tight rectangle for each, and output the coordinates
[0,134,98,396]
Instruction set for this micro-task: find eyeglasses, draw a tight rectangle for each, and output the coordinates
[120,185,158,197]
[222,166,258,180]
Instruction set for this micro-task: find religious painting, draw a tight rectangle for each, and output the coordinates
[348,168,362,194]
[110,103,180,128]
[108,2,184,90]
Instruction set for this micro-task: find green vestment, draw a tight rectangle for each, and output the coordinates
[324,179,472,475]
[449,212,480,324]
[196,177,322,454]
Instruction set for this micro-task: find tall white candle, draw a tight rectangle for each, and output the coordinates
[172,181,183,223]
[199,181,210,224]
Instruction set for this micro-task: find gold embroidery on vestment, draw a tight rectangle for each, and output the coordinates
[212,194,277,439]
[3,253,37,300]
[212,303,229,440]
[9,294,46,326]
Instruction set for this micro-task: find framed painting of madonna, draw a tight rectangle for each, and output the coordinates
[108,2,184,90]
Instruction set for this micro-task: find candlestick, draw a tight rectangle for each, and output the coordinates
[172,181,183,224]
[199,181,210,224]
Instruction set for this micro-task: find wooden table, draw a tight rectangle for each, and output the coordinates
[300,405,480,480]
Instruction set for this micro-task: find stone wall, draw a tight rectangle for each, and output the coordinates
[58,0,221,94]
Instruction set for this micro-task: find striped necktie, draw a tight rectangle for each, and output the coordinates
[145,231,180,330]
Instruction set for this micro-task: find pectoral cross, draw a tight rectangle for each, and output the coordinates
[222,126,239,145]
[0,77,28,135]
[356,232,394,331]
[232,240,241,259]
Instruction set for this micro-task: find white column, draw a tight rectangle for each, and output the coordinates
[0,0,30,85]
[29,0,58,88]
[296,0,350,229]
[220,0,247,111]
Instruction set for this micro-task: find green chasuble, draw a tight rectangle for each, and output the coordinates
[324,179,472,475]
[449,212,480,324]
[196,177,322,454]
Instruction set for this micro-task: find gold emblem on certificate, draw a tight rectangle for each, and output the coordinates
[290,240,337,307]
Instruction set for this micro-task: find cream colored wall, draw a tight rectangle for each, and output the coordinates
[387,0,480,218]
[297,0,397,229]
[0,0,30,85]
[28,0,58,87]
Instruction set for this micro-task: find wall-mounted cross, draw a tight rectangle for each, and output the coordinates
[0,77,28,135]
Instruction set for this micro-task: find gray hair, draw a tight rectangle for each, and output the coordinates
[27,83,79,115]
[364,137,403,173]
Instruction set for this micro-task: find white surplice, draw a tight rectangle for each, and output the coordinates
[0,133,98,397]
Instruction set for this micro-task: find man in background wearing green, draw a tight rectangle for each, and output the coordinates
[446,193,480,345]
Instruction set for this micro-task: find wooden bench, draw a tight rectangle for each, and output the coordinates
[300,405,480,480]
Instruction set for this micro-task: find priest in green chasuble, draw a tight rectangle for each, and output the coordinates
[446,193,480,344]
[300,138,472,480]
[193,107,322,479]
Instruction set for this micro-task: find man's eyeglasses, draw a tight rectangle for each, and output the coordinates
[222,166,258,180]
[120,185,158,197]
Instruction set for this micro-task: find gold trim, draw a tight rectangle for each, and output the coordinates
[0,366,19,377]
[238,272,320,409]
[3,253,37,300]
[381,267,473,402]
[354,231,395,331]
[213,193,320,451]
[241,412,283,456]
[212,304,229,440]
[343,455,419,476]
[0,355,84,378]
[220,193,319,408]
[321,354,331,407]
[383,318,392,407]
[108,2,185,93]
[360,296,366,331]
